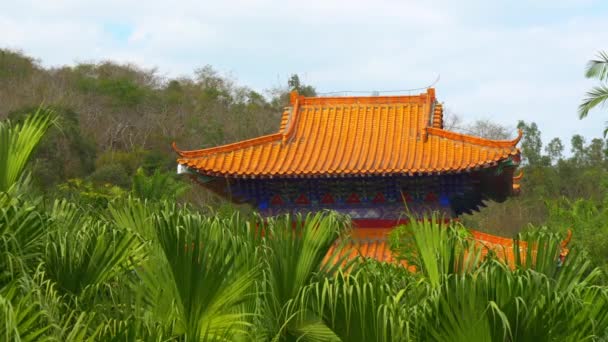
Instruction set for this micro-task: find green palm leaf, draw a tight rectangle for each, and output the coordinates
[44,205,145,299]
[300,270,411,342]
[390,212,483,286]
[584,51,608,81]
[0,282,53,342]
[137,207,260,340]
[131,168,189,202]
[107,196,156,241]
[0,194,47,283]
[578,84,608,121]
[0,108,55,193]
[258,211,350,340]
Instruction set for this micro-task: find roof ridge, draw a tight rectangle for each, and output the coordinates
[281,92,302,144]
[425,127,523,149]
[293,88,435,106]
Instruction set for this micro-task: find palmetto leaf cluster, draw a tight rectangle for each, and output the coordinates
[1,110,608,341]
[580,51,608,136]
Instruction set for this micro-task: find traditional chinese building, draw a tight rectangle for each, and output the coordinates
[174,88,524,262]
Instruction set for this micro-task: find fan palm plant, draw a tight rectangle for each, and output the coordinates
[254,212,350,341]
[0,194,48,284]
[44,217,144,300]
[2,268,100,342]
[134,206,261,340]
[299,269,415,342]
[0,108,55,285]
[298,215,608,342]
[0,279,53,342]
[0,107,54,193]
[579,51,608,136]
[415,222,608,341]
[131,168,189,202]
[389,213,483,286]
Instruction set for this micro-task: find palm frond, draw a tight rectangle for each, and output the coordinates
[584,51,608,81]
[44,216,145,299]
[578,84,608,120]
[422,274,497,342]
[107,196,156,241]
[298,270,413,342]
[131,168,189,202]
[0,281,53,342]
[0,194,47,283]
[137,207,260,340]
[0,107,55,193]
[258,211,350,340]
[390,212,482,286]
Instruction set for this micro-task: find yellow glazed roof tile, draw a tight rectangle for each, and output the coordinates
[175,88,521,178]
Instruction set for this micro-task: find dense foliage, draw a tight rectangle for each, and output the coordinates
[1,110,608,341]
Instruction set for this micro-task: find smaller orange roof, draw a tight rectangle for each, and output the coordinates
[175,88,521,178]
[324,227,571,269]
[323,227,403,266]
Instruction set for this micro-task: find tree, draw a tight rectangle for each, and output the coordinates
[579,51,608,136]
[571,134,586,165]
[517,121,543,166]
[545,137,564,165]
[465,119,511,140]
[288,74,317,97]
[441,108,462,131]
[441,110,512,141]
[586,138,605,167]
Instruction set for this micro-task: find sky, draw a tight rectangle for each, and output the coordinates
[1,0,608,148]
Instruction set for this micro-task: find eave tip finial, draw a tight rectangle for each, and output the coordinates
[513,128,523,146]
[171,141,186,157]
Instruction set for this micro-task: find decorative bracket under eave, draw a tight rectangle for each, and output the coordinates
[513,171,524,182]
[512,170,524,195]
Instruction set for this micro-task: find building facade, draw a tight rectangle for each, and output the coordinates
[174,88,523,261]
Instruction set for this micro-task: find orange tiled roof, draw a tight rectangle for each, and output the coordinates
[174,88,521,178]
[325,227,572,268]
[325,228,522,265]
[324,228,406,266]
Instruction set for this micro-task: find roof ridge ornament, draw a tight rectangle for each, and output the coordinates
[513,128,523,145]
[283,90,301,144]
[432,102,444,129]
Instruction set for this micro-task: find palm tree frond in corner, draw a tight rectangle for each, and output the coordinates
[578,84,608,120]
[0,107,55,193]
[579,51,608,137]
[584,50,608,81]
